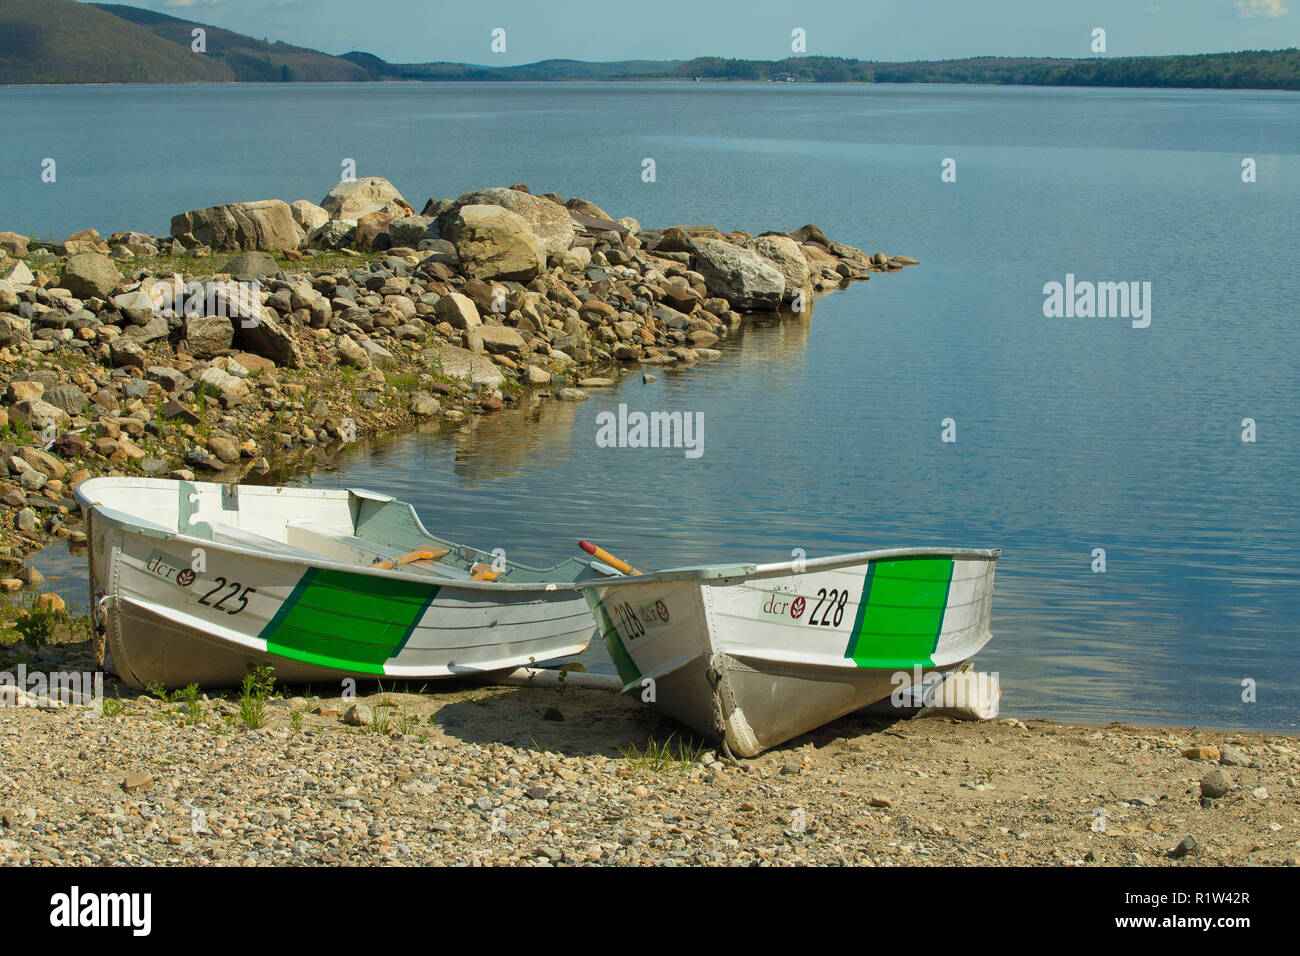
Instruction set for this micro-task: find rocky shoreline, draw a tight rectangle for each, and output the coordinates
[0,176,915,590]
[0,629,1295,867]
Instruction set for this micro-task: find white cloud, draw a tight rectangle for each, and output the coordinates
[1234,0,1289,18]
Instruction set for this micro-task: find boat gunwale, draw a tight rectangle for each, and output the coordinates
[579,546,1001,589]
[75,478,593,595]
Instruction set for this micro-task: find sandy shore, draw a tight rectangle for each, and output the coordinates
[1,633,1295,866]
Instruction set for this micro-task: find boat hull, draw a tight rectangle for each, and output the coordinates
[80,479,596,690]
[582,549,999,756]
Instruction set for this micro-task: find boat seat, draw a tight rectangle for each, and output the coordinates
[206,521,321,561]
[283,520,465,578]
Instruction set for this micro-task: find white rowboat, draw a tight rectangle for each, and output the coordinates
[579,546,1000,757]
[75,477,604,689]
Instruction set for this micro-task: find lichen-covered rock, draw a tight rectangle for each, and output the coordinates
[440,187,574,259]
[440,205,545,282]
[692,240,785,312]
[171,200,305,251]
[320,177,412,221]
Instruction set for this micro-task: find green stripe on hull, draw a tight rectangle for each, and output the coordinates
[844,556,954,669]
[259,568,439,674]
[589,596,642,690]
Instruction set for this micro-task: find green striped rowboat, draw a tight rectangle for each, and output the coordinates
[75,477,604,689]
[580,546,999,757]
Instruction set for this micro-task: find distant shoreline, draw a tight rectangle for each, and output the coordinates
[5,78,1299,94]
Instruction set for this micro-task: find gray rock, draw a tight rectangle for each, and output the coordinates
[59,253,120,300]
[344,703,373,727]
[745,235,812,301]
[359,339,396,369]
[1219,746,1251,767]
[221,251,280,278]
[184,315,235,358]
[424,344,504,387]
[387,216,438,247]
[171,200,305,251]
[440,205,545,281]
[477,324,527,357]
[320,177,411,221]
[335,335,371,369]
[692,240,785,312]
[288,199,329,233]
[233,309,301,368]
[308,219,357,250]
[432,292,480,330]
[42,385,88,416]
[1200,768,1233,798]
[440,187,575,258]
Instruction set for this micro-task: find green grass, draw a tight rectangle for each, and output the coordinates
[238,664,276,730]
[618,733,704,774]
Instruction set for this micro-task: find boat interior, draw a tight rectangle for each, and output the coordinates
[79,478,603,586]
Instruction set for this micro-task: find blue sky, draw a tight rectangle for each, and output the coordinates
[106,0,1299,63]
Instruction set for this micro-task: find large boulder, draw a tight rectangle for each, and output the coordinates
[440,205,544,282]
[440,188,574,258]
[692,240,785,312]
[171,200,305,251]
[59,252,120,299]
[319,177,412,221]
[289,200,329,233]
[745,235,811,302]
[0,232,29,258]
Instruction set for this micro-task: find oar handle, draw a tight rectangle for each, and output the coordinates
[579,539,642,576]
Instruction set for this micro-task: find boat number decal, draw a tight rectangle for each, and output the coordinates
[612,601,645,640]
[609,600,669,640]
[760,588,847,626]
[196,576,256,615]
[808,588,849,627]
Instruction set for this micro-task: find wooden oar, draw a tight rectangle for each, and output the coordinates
[373,547,447,570]
[579,540,643,576]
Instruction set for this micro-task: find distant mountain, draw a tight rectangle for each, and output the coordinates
[92,3,368,82]
[0,0,232,84]
[2,1,1295,91]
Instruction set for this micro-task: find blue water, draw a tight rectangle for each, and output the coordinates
[5,82,1298,730]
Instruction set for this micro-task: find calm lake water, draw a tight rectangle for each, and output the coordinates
[6,82,1298,730]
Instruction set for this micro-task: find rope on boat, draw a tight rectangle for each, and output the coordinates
[705,655,740,765]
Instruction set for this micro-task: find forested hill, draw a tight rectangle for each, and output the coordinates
[2,1,1295,90]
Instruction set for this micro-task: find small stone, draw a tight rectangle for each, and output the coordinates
[542,707,564,721]
[1182,745,1221,761]
[122,771,154,792]
[344,704,373,726]
[1218,746,1251,767]
[869,796,893,808]
[1200,768,1233,798]
[1167,835,1197,859]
